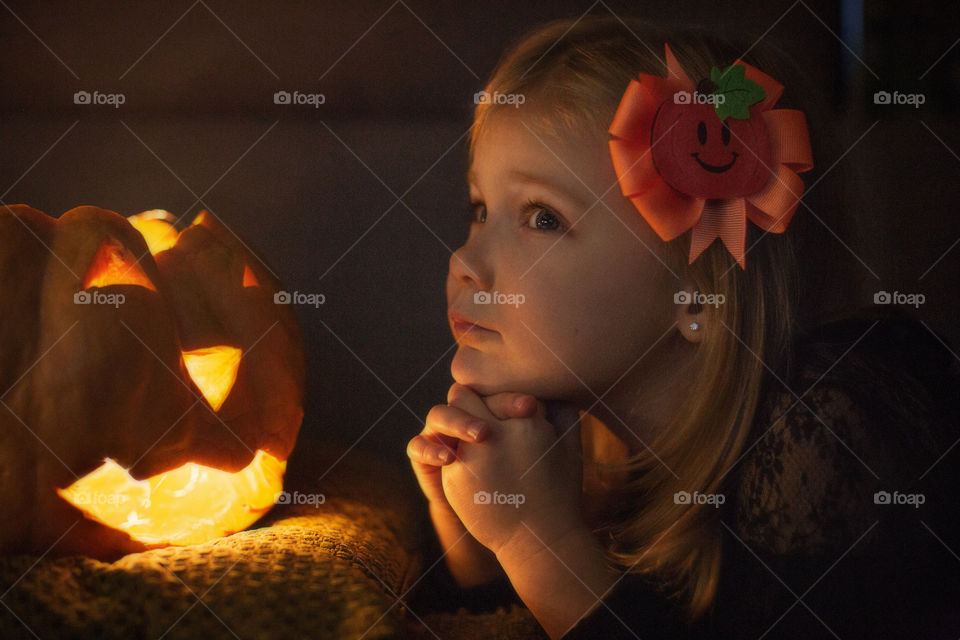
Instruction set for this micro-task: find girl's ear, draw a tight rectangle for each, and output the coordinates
[675,283,705,344]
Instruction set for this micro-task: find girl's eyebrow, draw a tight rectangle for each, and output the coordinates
[466,167,590,209]
[507,168,591,209]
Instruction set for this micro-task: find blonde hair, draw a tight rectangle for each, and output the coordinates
[470,16,812,621]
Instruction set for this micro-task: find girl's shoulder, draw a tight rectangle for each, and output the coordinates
[730,306,960,556]
[712,308,960,637]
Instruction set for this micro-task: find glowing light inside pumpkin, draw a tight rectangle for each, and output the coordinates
[242,264,260,287]
[82,238,157,291]
[57,209,286,548]
[56,450,286,546]
[191,210,209,227]
[127,210,179,255]
[182,346,243,411]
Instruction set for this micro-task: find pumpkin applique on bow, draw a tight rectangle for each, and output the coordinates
[608,43,814,269]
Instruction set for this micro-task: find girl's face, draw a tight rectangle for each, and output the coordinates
[447,107,685,406]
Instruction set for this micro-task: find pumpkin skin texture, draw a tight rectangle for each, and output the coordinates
[651,101,772,198]
[0,205,305,559]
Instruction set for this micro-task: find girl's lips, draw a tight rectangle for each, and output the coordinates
[453,320,495,338]
[449,312,498,341]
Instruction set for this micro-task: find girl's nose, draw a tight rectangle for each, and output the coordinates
[448,241,492,293]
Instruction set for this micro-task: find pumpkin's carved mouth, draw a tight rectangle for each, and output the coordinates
[690,152,739,173]
[57,450,285,546]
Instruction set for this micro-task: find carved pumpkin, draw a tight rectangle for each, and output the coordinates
[651,100,772,198]
[0,205,305,559]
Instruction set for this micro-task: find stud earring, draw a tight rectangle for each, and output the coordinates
[689,321,700,331]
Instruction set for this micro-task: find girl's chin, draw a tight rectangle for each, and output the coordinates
[450,348,555,398]
[451,348,492,393]
[451,347,515,396]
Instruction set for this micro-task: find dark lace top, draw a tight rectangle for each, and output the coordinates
[414,309,960,639]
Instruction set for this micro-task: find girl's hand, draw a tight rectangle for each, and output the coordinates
[407,384,540,587]
[440,383,585,561]
[407,386,538,512]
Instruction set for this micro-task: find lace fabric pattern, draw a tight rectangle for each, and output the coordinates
[732,382,882,559]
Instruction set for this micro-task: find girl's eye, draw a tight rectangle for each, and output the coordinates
[464,200,486,224]
[523,201,566,232]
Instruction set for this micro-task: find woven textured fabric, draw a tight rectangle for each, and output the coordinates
[1,499,419,639]
[0,444,428,640]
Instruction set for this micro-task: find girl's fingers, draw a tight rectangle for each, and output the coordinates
[481,392,538,421]
[408,401,493,467]
[446,383,500,425]
[407,433,458,466]
[425,403,491,443]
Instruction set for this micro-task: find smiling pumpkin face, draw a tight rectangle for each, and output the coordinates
[651,100,773,199]
[0,205,305,559]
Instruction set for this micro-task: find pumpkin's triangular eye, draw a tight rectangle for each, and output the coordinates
[181,346,242,411]
[242,264,260,288]
[82,238,157,291]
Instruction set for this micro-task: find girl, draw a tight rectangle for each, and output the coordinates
[407,16,959,639]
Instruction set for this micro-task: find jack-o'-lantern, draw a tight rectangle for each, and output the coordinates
[0,205,305,559]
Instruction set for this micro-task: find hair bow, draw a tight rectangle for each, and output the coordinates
[608,43,813,269]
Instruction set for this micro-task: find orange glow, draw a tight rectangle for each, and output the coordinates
[127,210,179,255]
[82,238,157,291]
[54,210,295,550]
[182,346,243,411]
[56,450,285,546]
[242,264,260,287]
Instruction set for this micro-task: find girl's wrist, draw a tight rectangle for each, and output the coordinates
[429,501,503,587]
[494,521,596,576]
[494,523,619,639]
[429,499,465,525]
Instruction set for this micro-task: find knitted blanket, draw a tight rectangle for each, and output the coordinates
[0,445,545,640]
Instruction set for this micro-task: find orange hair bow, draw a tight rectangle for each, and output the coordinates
[608,43,813,269]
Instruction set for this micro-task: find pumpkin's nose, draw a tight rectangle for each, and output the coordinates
[181,346,243,411]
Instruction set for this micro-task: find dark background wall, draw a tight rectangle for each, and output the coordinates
[1,1,957,481]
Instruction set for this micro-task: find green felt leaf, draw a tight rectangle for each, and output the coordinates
[710,64,766,120]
